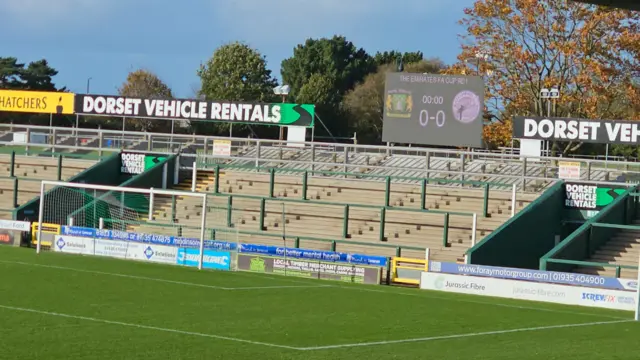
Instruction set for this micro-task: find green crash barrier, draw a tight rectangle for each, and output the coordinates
[420,178,427,210]
[171,196,176,220]
[342,204,350,238]
[9,151,15,178]
[269,168,275,198]
[379,207,386,241]
[259,198,266,230]
[301,171,308,200]
[442,213,450,247]
[214,165,220,194]
[226,196,233,227]
[384,176,391,207]
[12,178,18,208]
[57,155,63,181]
[483,184,489,218]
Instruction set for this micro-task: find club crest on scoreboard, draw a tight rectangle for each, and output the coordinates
[385,89,413,118]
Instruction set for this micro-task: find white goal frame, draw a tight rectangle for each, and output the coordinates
[36,180,209,270]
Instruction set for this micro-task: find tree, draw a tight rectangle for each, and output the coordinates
[118,69,174,132]
[21,59,59,91]
[0,57,68,126]
[281,36,376,138]
[451,0,640,153]
[373,51,424,68]
[343,60,445,144]
[0,57,25,88]
[198,42,278,136]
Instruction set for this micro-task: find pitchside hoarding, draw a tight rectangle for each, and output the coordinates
[513,116,640,144]
[381,73,485,147]
[75,94,315,127]
[0,89,75,115]
[429,261,637,291]
[237,254,381,285]
[420,272,636,311]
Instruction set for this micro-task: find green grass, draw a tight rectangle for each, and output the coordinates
[0,246,638,360]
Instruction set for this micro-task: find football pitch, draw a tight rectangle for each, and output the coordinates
[0,246,638,360]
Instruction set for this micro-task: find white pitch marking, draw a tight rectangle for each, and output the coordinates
[0,304,300,350]
[298,319,635,351]
[330,286,628,320]
[231,285,333,290]
[0,260,627,320]
[0,261,329,291]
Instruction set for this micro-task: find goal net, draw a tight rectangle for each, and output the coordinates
[35,180,230,270]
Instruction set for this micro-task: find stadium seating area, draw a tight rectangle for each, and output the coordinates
[133,169,541,263]
[0,153,97,218]
[575,225,640,279]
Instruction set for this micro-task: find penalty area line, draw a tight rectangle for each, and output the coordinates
[298,319,634,351]
[0,261,330,291]
[0,304,300,350]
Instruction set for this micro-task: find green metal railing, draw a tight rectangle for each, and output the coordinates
[111,218,426,258]
[204,164,507,218]
[540,186,639,277]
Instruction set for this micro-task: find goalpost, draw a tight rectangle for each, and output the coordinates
[36,180,212,270]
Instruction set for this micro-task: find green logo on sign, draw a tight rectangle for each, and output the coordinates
[143,156,166,171]
[595,188,626,207]
[249,257,266,273]
[274,104,315,127]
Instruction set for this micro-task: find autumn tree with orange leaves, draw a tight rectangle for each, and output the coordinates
[450,0,640,153]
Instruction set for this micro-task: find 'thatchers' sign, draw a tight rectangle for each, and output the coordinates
[513,116,640,144]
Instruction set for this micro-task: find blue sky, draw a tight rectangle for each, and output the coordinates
[0,0,474,98]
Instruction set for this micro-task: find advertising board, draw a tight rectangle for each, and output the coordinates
[176,248,231,271]
[0,231,13,245]
[420,272,636,311]
[429,261,638,291]
[381,73,485,147]
[0,220,30,232]
[513,116,640,144]
[127,243,178,265]
[564,182,626,210]
[76,94,315,127]
[238,243,387,267]
[212,140,231,157]
[237,254,381,284]
[60,225,236,251]
[0,90,75,115]
[54,236,178,265]
[121,152,166,175]
[558,161,581,180]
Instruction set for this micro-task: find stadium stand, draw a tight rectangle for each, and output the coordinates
[132,168,541,263]
[575,226,640,279]
[0,153,98,218]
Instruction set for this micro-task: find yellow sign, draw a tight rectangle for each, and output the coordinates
[0,89,75,115]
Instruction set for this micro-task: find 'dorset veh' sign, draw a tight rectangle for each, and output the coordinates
[513,116,640,144]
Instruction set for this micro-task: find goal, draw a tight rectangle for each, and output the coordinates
[35,180,216,270]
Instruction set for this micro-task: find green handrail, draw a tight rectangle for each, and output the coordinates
[202,162,511,188]
[105,218,426,255]
[539,185,636,271]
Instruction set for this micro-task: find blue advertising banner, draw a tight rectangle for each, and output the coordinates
[61,226,236,251]
[429,261,638,291]
[176,248,231,271]
[238,244,388,267]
